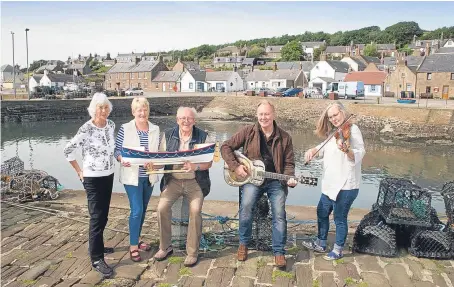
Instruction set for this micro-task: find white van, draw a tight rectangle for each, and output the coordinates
[337,81,365,99]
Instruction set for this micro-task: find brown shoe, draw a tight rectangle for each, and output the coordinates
[237,244,248,261]
[275,255,286,268]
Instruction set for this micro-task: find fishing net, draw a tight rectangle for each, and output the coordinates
[376,178,432,227]
[1,156,24,176]
[352,210,398,257]
[239,188,273,251]
[441,181,454,229]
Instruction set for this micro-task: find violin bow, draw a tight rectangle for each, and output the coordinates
[303,113,355,166]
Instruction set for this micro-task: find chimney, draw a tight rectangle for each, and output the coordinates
[159,55,163,62]
[356,46,360,56]
[300,61,303,70]
[44,69,48,75]
[251,65,254,72]
[441,31,444,42]
[425,42,431,56]
[413,35,417,44]
[233,65,237,72]
[320,52,327,61]
[135,57,140,65]
[273,62,277,71]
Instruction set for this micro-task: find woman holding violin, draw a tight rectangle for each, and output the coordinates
[302,101,365,260]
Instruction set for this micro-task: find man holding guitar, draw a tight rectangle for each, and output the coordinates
[221,100,297,268]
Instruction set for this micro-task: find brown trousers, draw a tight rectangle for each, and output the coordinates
[157,178,204,256]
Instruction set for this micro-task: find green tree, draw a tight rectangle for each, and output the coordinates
[364,43,379,57]
[29,60,47,71]
[313,45,327,61]
[384,21,423,47]
[398,45,413,56]
[281,40,304,61]
[247,45,265,58]
[195,44,215,59]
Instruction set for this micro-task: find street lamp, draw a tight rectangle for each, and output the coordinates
[25,28,30,100]
[11,31,17,98]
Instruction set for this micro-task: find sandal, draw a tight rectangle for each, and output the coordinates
[138,241,152,251]
[130,249,141,262]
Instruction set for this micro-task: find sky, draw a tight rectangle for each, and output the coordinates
[1,1,453,67]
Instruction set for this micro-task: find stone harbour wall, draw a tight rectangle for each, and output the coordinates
[2,96,454,144]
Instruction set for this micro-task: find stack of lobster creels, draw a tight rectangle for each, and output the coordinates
[352,178,454,260]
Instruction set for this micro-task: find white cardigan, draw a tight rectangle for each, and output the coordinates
[316,124,366,200]
[119,120,160,186]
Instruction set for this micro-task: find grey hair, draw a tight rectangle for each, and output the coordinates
[87,93,113,119]
[176,106,197,118]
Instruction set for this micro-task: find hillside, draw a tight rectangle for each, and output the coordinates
[166,21,454,61]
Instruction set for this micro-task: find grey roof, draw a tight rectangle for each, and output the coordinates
[117,52,144,57]
[246,69,301,82]
[376,44,396,50]
[326,46,348,53]
[152,71,182,82]
[182,61,201,71]
[107,61,159,73]
[1,64,13,72]
[360,56,381,64]
[408,39,444,49]
[242,58,256,65]
[383,56,424,67]
[206,71,235,81]
[350,58,367,70]
[36,64,59,73]
[32,75,43,82]
[213,57,245,64]
[264,61,317,71]
[314,77,336,83]
[66,63,85,69]
[188,70,206,82]
[47,74,81,83]
[418,54,454,72]
[266,46,284,53]
[435,47,454,54]
[326,61,350,73]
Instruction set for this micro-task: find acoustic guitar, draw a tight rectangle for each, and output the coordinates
[224,151,318,187]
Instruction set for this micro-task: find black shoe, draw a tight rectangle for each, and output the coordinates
[92,259,113,278]
[104,247,114,254]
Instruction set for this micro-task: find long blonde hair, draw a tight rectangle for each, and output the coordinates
[315,101,351,138]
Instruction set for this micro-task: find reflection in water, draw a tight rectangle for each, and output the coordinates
[1,118,452,212]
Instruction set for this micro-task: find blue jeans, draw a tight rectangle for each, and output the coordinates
[317,189,359,249]
[124,177,154,246]
[239,180,287,255]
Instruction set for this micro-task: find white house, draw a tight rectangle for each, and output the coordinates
[310,60,349,84]
[309,77,336,93]
[341,56,366,72]
[1,64,24,84]
[29,75,43,91]
[343,71,387,97]
[40,71,80,88]
[246,69,307,89]
[301,41,325,60]
[206,71,244,92]
[180,70,208,92]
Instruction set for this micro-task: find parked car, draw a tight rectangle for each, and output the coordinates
[125,87,144,96]
[282,87,303,97]
[303,87,322,98]
[272,87,289,97]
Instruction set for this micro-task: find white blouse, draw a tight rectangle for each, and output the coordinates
[316,124,366,201]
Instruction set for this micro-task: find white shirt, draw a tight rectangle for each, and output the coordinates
[64,119,116,177]
[316,124,366,201]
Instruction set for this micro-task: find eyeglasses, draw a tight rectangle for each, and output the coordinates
[177,116,194,122]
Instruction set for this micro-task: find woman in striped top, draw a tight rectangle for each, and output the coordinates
[114,97,161,262]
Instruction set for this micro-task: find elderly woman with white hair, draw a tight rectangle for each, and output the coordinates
[63,93,116,278]
[114,97,160,262]
[302,101,365,261]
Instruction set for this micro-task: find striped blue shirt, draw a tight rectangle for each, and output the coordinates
[115,126,149,178]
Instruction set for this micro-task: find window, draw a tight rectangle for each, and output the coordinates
[427,73,432,80]
[426,86,431,93]
[139,72,143,79]
[406,84,412,91]
[131,73,135,79]
[155,83,159,88]
[370,85,376,92]
[451,73,454,80]
[189,83,193,89]
[386,84,390,92]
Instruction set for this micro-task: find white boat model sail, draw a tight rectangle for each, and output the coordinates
[120,143,218,166]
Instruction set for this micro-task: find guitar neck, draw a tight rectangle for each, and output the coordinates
[260,171,294,181]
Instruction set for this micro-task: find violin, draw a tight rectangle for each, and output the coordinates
[334,122,352,153]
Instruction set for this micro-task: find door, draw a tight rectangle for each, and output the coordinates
[163,83,166,92]
[442,85,449,100]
